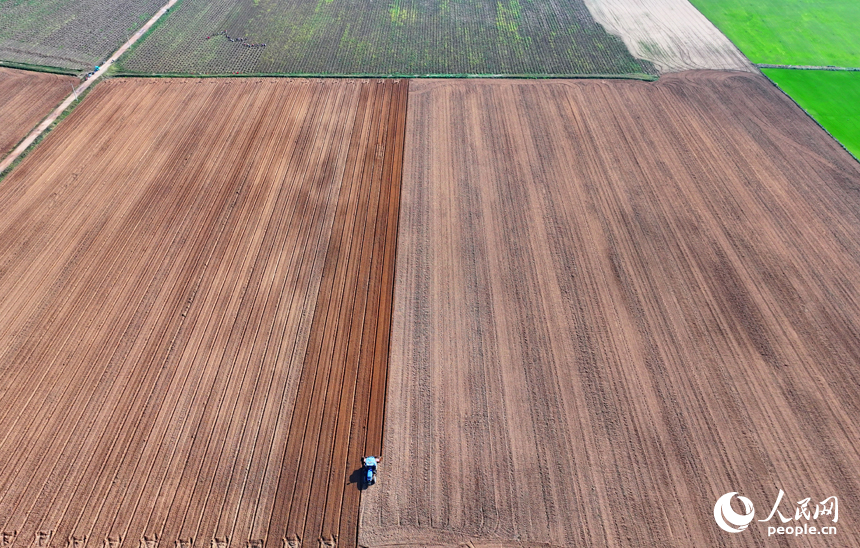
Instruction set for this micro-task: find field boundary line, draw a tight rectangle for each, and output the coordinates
[763,75,860,165]
[0,83,96,182]
[757,63,860,71]
[0,60,79,75]
[109,71,660,81]
[0,0,180,175]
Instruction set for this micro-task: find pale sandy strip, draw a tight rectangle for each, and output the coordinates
[582,0,755,73]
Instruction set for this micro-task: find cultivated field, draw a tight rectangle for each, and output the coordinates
[0,0,164,71]
[0,67,76,160]
[582,0,753,73]
[361,72,860,547]
[0,77,406,548]
[115,0,655,76]
[764,69,860,160]
[687,0,860,175]
[689,0,860,67]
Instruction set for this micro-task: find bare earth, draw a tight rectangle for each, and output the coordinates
[582,0,754,73]
[0,77,406,548]
[361,72,860,547]
[0,68,76,160]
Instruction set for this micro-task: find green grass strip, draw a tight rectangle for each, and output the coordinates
[763,68,860,161]
[0,60,80,76]
[689,0,860,67]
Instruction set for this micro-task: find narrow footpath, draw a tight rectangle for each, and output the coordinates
[0,0,180,174]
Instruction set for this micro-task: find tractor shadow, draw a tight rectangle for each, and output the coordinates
[348,467,370,491]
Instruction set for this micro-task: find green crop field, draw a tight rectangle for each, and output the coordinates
[689,0,860,67]
[114,0,655,76]
[0,0,164,71]
[763,69,860,159]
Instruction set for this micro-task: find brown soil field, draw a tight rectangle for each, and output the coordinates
[361,71,860,547]
[0,77,406,548]
[582,0,754,73]
[0,68,77,160]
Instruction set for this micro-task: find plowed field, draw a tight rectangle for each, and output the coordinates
[583,0,754,73]
[0,67,76,160]
[0,77,406,548]
[362,71,860,547]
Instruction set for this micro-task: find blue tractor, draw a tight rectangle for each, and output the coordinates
[363,456,378,486]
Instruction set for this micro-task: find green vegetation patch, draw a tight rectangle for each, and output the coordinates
[114,0,654,76]
[0,0,164,71]
[0,59,78,74]
[689,0,860,67]
[763,68,860,159]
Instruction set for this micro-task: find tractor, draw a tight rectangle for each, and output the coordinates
[362,456,378,486]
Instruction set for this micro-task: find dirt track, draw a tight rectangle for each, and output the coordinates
[362,71,860,547]
[0,77,406,548]
[0,68,76,160]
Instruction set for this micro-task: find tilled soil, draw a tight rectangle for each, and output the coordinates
[0,77,406,548]
[582,0,755,73]
[0,68,77,160]
[361,71,860,547]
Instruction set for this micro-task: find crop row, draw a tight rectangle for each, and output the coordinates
[0,0,163,70]
[116,0,656,76]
